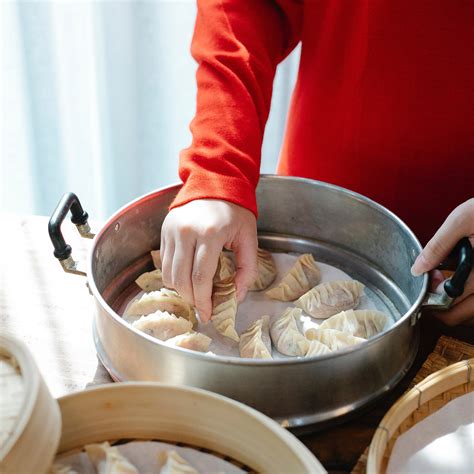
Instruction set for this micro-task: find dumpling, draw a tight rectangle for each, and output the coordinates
[295,280,364,319]
[213,253,235,282]
[85,442,138,474]
[126,289,197,326]
[159,450,198,474]
[165,331,212,352]
[151,250,162,269]
[249,248,277,291]
[239,315,272,359]
[211,277,239,342]
[132,311,192,341]
[305,339,332,357]
[305,328,365,351]
[266,253,321,301]
[270,307,309,356]
[135,269,164,292]
[319,309,388,338]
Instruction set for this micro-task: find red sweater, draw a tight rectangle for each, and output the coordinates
[171,0,474,244]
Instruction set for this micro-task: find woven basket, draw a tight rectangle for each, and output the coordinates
[367,357,474,474]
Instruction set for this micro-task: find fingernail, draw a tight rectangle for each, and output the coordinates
[410,254,425,277]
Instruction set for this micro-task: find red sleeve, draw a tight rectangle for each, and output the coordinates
[170,0,303,216]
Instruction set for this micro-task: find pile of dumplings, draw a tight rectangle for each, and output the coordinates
[126,249,389,359]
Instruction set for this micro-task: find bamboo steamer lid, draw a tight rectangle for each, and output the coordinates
[56,382,326,473]
[0,333,61,474]
[367,358,474,474]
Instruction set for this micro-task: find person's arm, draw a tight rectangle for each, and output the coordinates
[411,199,474,326]
[162,1,302,321]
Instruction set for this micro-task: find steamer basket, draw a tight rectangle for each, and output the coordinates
[367,358,474,474]
[56,382,326,473]
[0,333,61,473]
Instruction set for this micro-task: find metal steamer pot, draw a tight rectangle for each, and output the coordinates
[49,176,472,428]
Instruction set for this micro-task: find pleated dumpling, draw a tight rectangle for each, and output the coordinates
[295,280,364,319]
[266,253,321,301]
[135,269,164,292]
[150,249,161,269]
[305,328,365,351]
[305,339,332,357]
[249,249,277,291]
[239,315,272,359]
[270,307,309,356]
[213,253,235,282]
[319,309,388,338]
[159,450,198,474]
[126,289,197,326]
[85,442,138,474]
[132,311,193,341]
[211,277,239,342]
[165,331,212,352]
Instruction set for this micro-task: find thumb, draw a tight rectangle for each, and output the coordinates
[230,232,258,302]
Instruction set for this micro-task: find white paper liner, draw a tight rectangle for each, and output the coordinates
[54,440,245,473]
[387,391,474,473]
[124,253,389,359]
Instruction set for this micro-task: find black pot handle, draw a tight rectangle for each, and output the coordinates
[444,237,472,298]
[48,192,95,274]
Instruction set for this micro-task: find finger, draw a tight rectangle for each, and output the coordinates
[411,201,473,276]
[231,232,258,303]
[434,294,474,326]
[161,238,174,289]
[171,236,196,305]
[429,269,445,293]
[192,240,222,322]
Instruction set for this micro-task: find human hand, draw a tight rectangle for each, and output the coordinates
[411,199,474,326]
[160,199,258,322]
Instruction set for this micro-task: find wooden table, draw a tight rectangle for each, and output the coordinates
[1,214,473,473]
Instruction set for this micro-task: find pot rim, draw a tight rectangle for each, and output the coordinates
[87,174,428,366]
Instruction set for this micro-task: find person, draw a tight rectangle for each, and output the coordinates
[160,1,473,324]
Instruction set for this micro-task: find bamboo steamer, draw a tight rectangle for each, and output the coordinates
[56,383,325,473]
[367,358,474,474]
[0,333,61,474]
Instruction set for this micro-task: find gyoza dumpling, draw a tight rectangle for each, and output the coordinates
[305,339,332,357]
[213,253,235,282]
[266,253,321,301]
[165,331,212,352]
[270,307,309,356]
[295,280,364,319]
[126,289,197,326]
[159,450,198,474]
[249,249,277,291]
[151,250,162,269]
[319,309,388,338]
[85,442,138,474]
[132,311,192,340]
[211,277,239,342]
[135,269,164,292]
[305,328,365,351]
[239,315,272,359]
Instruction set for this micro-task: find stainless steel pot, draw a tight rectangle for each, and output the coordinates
[49,176,472,428]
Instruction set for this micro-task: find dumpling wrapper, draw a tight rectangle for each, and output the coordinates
[295,280,365,319]
[85,442,139,474]
[135,269,164,292]
[239,315,272,359]
[126,289,197,326]
[132,311,193,341]
[249,248,277,292]
[305,328,365,351]
[211,277,239,342]
[214,253,235,283]
[266,253,321,301]
[159,450,198,474]
[319,309,388,338]
[151,250,162,269]
[165,331,212,352]
[305,339,332,357]
[270,307,309,356]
